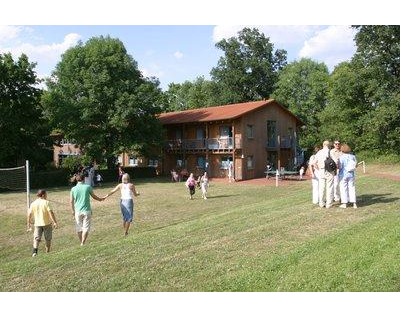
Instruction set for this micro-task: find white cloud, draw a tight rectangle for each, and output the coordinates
[140,63,165,78]
[0,33,82,62]
[173,50,183,59]
[0,25,23,43]
[212,25,322,44]
[298,25,357,70]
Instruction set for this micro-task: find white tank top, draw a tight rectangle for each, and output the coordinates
[121,183,133,199]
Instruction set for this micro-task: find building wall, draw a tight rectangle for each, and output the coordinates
[53,143,82,167]
[240,102,298,179]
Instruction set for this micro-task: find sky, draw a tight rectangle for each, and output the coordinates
[0,25,357,90]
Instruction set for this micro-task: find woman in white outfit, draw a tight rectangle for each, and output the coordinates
[105,173,139,235]
[308,146,320,205]
[338,144,357,209]
[200,172,209,200]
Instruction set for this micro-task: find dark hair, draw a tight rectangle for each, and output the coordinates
[37,189,46,198]
[341,143,351,153]
[75,174,84,182]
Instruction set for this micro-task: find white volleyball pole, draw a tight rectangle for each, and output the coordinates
[26,160,30,211]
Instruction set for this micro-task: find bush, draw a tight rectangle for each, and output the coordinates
[96,167,157,183]
[30,169,70,189]
[356,150,400,164]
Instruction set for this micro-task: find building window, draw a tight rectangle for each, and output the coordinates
[267,120,277,147]
[220,156,232,169]
[246,124,254,139]
[219,126,232,138]
[247,156,254,170]
[197,156,205,169]
[148,159,158,167]
[129,156,138,166]
[176,129,183,140]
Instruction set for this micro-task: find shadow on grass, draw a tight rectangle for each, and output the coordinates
[357,193,399,207]
[206,194,236,199]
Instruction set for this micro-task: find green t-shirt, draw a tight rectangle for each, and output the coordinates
[71,182,93,213]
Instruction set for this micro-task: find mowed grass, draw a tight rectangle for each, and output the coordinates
[1,166,400,291]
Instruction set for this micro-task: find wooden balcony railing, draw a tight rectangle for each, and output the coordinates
[266,136,295,149]
[165,137,242,151]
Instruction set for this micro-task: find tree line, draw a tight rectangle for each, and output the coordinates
[1,26,399,168]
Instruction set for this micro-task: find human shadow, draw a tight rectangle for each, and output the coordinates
[206,194,235,199]
[357,193,399,207]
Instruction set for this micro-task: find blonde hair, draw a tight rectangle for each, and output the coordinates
[122,173,130,183]
[341,143,351,154]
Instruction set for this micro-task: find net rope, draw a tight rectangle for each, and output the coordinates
[0,165,26,190]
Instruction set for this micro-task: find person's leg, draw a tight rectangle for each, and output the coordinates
[318,171,326,207]
[80,214,91,245]
[348,176,356,206]
[44,225,53,252]
[339,177,348,207]
[333,174,340,201]
[32,226,42,256]
[325,172,334,208]
[124,222,131,235]
[312,177,319,204]
[75,213,83,243]
[81,231,89,245]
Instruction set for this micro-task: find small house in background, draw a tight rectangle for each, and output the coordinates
[158,99,304,180]
[51,133,82,167]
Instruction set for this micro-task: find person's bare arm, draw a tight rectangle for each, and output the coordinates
[49,210,58,228]
[130,184,140,196]
[70,194,75,217]
[90,190,105,201]
[27,209,32,231]
[104,184,121,199]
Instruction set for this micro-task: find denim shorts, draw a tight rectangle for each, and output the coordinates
[120,199,134,222]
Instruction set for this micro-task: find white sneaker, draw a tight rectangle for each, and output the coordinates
[326,204,332,209]
[32,253,37,257]
[339,204,347,209]
[353,203,358,209]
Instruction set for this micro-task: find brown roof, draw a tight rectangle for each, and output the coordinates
[158,99,303,125]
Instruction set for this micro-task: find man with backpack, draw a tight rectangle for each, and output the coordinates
[313,140,337,208]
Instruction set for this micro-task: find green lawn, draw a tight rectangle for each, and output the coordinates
[1,166,399,291]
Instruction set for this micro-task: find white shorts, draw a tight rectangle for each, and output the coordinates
[75,212,92,233]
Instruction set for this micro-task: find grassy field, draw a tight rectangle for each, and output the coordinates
[1,164,400,291]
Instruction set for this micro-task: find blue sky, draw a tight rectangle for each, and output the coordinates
[0,25,357,90]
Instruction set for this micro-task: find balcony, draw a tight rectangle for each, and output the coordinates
[165,137,241,152]
[266,136,295,149]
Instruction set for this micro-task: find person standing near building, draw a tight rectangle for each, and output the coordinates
[330,140,343,202]
[228,161,234,183]
[313,140,336,208]
[308,146,320,205]
[117,164,124,183]
[338,144,358,209]
[70,174,104,246]
[200,172,209,200]
[185,173,196,200]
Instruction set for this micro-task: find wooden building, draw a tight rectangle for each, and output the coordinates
[158,99,303,180]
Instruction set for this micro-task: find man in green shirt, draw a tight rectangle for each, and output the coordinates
[70,174,104,246]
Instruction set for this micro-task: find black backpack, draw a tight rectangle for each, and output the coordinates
[324,150,337,174]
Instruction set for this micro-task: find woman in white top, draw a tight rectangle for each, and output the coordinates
[308,146,320,205]
[105,173,139,236]
[200,172,209,200]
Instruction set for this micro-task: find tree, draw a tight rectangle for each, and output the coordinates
[0,53,51,168]
[164,77,223,112]
[211,28,287,104]
[42,36,164,167]
[271,58,329,150]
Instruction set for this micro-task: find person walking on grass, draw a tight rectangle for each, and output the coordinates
[185,173,196,200]
[200,172,209,200]
[27,190,58,257]
[70,174,104,246]
[338,143,358,209]
[104,173,140,236]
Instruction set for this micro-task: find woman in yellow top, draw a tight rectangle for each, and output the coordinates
[27,189,58,257]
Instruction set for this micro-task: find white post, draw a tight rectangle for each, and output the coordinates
[363,161,366,174]
[26,160,30,211]
[275,170,279,187]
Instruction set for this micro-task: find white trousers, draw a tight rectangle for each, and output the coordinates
[333,174,340,201]
[339,176,356,204]
[318,170,334,207]
[311,175,319,204]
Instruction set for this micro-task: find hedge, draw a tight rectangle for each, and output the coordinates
[29,167,157,189]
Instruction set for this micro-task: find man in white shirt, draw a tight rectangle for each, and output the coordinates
[313,140,335,208]
[330,140,342,202]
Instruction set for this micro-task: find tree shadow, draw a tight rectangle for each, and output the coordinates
[357,193,399,207]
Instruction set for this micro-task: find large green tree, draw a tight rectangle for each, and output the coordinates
[351,26,400,154]
[271,58,329,150]
[42,36,164,166]
[0,53,51,168]
[164,76,223,112]
[211,28,287,104]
